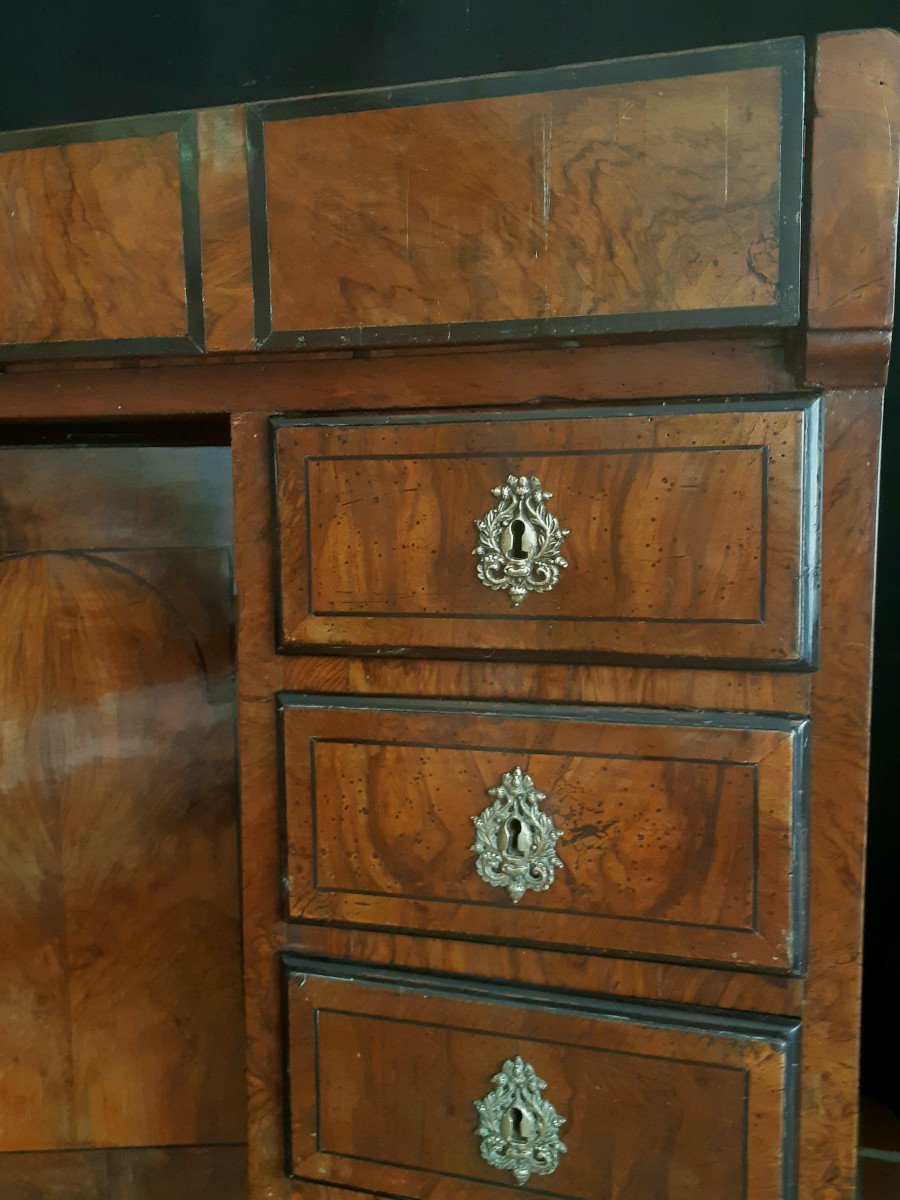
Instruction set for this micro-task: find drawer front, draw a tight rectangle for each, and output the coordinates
[273,399,821,666]
[285,960,797,1199]
[280,696,807,971]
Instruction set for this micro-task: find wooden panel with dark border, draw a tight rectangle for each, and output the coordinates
[248,38,805,353]
[284,958,799,1200]
[0,114,205,360]
[279,695,808,973]
[273,398,822,669]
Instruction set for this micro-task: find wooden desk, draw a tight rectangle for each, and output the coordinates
[0,28,897,1200]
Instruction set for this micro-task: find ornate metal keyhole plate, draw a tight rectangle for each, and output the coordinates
[473,474,569,606]
[475,1056,567,1186]
[471,767,564,903]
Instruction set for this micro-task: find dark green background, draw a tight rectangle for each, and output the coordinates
[1,0,897,1107]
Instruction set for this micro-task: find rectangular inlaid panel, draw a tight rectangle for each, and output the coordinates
[0,115,203,359]
[285,962,797,1199]
[273,398,821,667]
[280,696,806,970]
[250,39,803,350]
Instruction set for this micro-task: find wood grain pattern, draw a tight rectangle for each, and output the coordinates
[282,697,804,970]
[0,689,73,1152]
[806,31,900,336]
[260,59,791,342]
[232,414,294,1200]
[229,421,810,713]
[0,446,232,552]
[0,1146,247,1199]
[286,965,794,1200]
[0,336,795,419]
[803,31,900,388]
[233,380,886,1200]
[230,409,809,1200]
[103,1145,247,1199]
[799,392,883,1199]
[0,1151,108,1199]
[2,30,896,1200]
[236,694,289,1199]
[286,1189,390,1200]
[0,130,189,349]
[275,401,820,665]
[286,924,804,1016]
[266,653,813,716]
[0,39,802,363]
[199,106,255,352]
[0,448,245,1152]
[803,330,894,390]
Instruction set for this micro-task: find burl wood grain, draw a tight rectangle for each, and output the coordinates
[275,401,819,665]
[0,448,245,1152]
[233,406,809,716]
[281,699,803,970]
[287,968,792,1200]
[0,132,188,347]
[231,409,808,1200]
[262,64,786,338]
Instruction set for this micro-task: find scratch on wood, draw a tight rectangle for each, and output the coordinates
[724,86,730,204]
[541,108,553,235]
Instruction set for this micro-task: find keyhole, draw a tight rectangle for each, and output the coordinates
[511,816,525,854]
[499,516,537,563]
[508,519,528,560]
[509,1107,527,1142]
[504,816,532,864]
[501,1105,536,1144]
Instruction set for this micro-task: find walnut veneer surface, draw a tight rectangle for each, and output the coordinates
[0,25,897,1200]
[280,697,805,970]
[0,447,246,1195]
[273,401,819,666]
